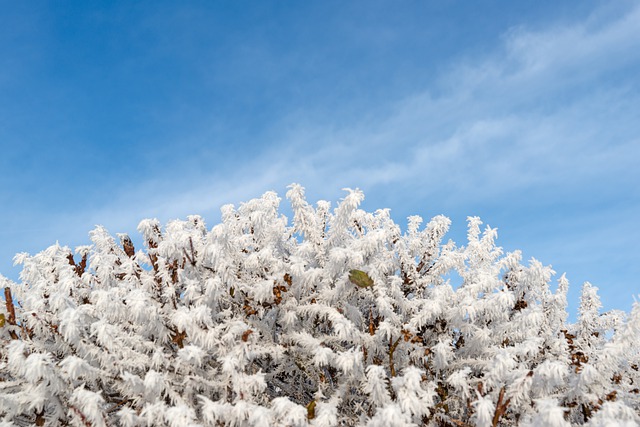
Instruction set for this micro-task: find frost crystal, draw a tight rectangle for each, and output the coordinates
[0,185,638,426]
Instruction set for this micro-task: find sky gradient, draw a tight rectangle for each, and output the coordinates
[1,1,639,318]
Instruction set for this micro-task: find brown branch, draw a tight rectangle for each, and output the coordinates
[581,403,593,421]
[306,400,316,420]
[147,238,159,273]
[492,387,511,427]
[107,398,131,414]
[168,260,179,284]
[389,336,402,377]
[35,409,45,426]
[121,236,135,258]
[189,237,197,265]
[448,419,472,427]
[78,253,88,276]
[145,240,164,295]
[182,238,196,267]
[67,253,88,277]
[369,308,375,336]
[182,249,194,267]
[416,250,434,273]
[69,404,98,427]
[4,287,18,340]
[170,328,186,349]
[4,287,16,325]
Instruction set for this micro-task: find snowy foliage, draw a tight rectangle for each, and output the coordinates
[1,184,638,426]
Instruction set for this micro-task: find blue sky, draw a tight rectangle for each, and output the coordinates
[1,1,638,318]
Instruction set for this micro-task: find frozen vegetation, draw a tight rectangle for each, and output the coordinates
[0,184,638,426]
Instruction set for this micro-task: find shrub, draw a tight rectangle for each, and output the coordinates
[1,184,638,426]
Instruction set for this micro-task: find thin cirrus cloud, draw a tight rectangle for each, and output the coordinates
[64,3,640,245]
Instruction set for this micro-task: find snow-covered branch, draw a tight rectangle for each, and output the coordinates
[0,185,638,426]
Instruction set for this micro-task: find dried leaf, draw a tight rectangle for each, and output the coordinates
[349,269,374,288]
[307,400,316,420]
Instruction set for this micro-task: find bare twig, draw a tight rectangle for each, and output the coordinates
[449,418,472,427]
[69,404,93,427]
[107,399,131,414]
[389,336,402,377]
[67,253,88,277]
[121,235,135,258]
[34,409,46,426]
[492,387,511,427]
[4,287,18,340]
[369,308,375,336]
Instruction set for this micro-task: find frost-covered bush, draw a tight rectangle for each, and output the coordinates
[1,184,638,426]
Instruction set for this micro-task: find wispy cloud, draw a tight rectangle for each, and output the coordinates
[54,2,639,230]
